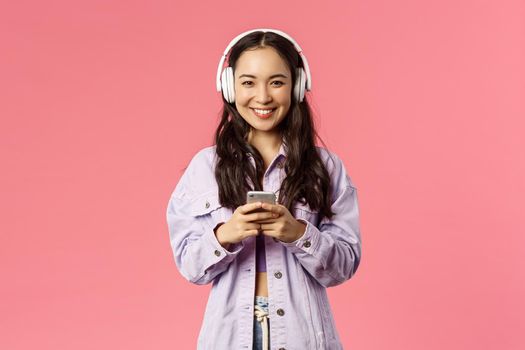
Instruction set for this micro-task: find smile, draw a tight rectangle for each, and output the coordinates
[251,108,276,118]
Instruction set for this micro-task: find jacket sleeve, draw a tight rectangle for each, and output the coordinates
[279,153,362,288]
[166,160,244,285]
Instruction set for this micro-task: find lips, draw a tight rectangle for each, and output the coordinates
[251,108,276,119]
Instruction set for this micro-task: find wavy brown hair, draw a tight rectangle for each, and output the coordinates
[214,31,334,222]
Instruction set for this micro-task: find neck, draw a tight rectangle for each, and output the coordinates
[248,129,282,156]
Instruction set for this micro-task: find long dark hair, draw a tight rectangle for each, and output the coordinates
[214,31,334,221]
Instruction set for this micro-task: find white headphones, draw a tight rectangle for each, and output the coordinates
[216,28,312,104]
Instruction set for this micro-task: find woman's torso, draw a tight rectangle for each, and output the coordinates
[168,144,356,349]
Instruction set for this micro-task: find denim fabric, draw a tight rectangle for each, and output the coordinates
[253,296,270,350]
[167,144,361,349]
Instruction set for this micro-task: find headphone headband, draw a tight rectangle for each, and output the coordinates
[215,28,312,92]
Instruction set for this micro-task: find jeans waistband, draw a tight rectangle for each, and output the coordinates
[253,296,270,350]
[254,295,269,307]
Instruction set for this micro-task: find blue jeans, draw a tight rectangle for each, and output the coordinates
[253,296,270,350]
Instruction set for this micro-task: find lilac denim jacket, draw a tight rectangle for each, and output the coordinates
[166,143,361,349]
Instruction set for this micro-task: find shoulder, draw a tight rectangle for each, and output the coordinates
[315,146,339,168]
[186,145,217,171]
[315,146,357,189]
[178,145,218,195]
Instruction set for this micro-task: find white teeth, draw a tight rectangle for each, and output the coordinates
[254,108,275,115]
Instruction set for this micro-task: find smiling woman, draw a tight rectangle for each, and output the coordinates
[167,28,361,350]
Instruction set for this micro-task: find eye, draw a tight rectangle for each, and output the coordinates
[241,81,253,86]
[272,81,285,86]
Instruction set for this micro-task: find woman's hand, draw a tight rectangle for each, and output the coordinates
[214,202,279,248]
[254,203,307,243]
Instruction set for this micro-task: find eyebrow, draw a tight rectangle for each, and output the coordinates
[238,73,288,79]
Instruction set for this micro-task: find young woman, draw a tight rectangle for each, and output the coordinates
[166,28,362,350]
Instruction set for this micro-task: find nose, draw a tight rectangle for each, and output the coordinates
[255,84,272,104]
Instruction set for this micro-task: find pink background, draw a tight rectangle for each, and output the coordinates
[1,0,524,349]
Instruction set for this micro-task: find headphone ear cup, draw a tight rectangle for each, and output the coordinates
[294,67,306,102]
[221,67,235,103]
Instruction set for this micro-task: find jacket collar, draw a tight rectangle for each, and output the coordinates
[246,140,288,160]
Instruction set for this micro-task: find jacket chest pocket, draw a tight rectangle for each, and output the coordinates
[188,191,231,229]
[293,201,320,228]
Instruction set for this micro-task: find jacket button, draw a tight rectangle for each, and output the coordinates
[274,271,282,279]
[303,240,311,248]
[214,250,221,257]
[205,201,210,209]
[276,308,285,316]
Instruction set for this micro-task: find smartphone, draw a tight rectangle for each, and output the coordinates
[246,191,276,213]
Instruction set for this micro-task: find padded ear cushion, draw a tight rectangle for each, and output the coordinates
[294,67,306,102]
[221,67,235,103]
[220,68,229,102]
[226,67,235,103]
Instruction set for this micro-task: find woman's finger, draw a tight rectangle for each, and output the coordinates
[244,211,277,222]
[244,222,261,231]
[253,219,276,225]
[260,223,276,231]
[238,202,262,214]
[261,203,286,215]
